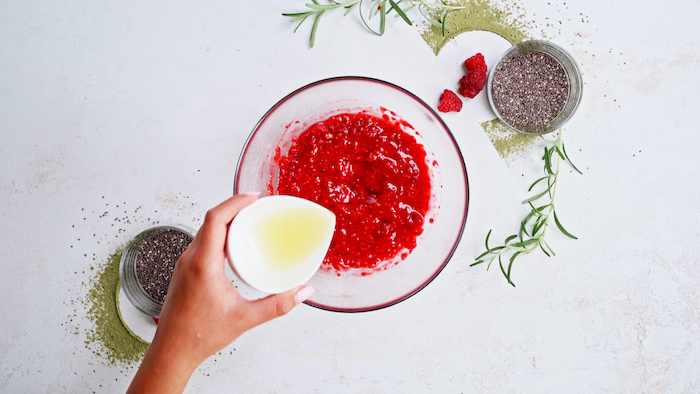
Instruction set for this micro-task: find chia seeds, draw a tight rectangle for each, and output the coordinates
[135,229,193,302]
[492,51,569,127]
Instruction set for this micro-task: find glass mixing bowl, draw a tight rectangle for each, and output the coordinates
[234,77,468,312]
[487,40,583,135]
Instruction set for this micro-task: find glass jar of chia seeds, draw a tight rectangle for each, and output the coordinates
[119,225,195,317]
[487,40,583,135]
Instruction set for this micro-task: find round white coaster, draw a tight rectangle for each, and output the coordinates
[116,283,158,344]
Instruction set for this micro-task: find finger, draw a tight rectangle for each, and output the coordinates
[240,286,314,330]
[196,192,260,264]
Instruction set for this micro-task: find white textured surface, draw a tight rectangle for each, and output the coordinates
[1,0,699,392]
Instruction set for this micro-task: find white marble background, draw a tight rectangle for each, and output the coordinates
[1,0,699,392]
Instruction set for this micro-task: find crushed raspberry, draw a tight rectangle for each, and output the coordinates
[459,72,487,98]
[458,53,488,98]
[437,89,462,113]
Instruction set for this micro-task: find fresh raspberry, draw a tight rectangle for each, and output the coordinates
[437,89,462,113]
[464,53,487,72]
[459,71,487,98]
[459,53,488,98]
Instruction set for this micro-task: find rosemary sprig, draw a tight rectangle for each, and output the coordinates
[471,132,582,287]
[283,0,467,47]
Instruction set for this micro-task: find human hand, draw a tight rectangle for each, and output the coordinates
[128,193,314,393]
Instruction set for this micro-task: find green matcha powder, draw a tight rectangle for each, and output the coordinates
[421,0,539,162]
[420,0,532,53]
[85,249,148,366]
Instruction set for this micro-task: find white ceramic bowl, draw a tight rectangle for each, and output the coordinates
[226,195,335,294]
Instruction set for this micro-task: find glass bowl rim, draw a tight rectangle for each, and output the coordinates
[486,40,583,135]
[233,76,470,313]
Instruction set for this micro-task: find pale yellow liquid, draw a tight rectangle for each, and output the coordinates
[252,207,332,272]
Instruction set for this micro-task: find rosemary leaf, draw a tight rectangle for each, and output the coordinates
[389,0,412,25]
[441,9,448,36]
[553,211,578,239]
[418,4,445,29]
[379,0,386,35]
[531,216,546,236]
[561,142,583,174]
[498,255,508,280]
[507,252,520,279]
[310,11,325,48]
[305,3,338,10]
[359,0,382,35]
[508,238,539,248]
[542,240,556,256]
[520,221,530,238]
[283,11,312,17]
[475,250,491,261]
[523,185,552,204]
[504,234,518,244]
[344,1,360,15]
[529,176,549,192]
[289,12,312,23]
[543,147,553,175]
[401,4,417,15]
[293,14,312,33]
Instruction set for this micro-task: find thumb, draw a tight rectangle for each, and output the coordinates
[242,286,314,329]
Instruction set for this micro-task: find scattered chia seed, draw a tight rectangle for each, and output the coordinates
[135,229,193,302]
[492,51,569,127]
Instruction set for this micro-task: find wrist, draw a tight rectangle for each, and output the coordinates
[128,333,200,394]
[150,329,204,374]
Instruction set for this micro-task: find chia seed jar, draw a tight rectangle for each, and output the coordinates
[119,225,195,317]
[487,40,583,135]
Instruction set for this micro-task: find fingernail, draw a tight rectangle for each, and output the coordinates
[295,286,314,304]
[242,191,261,196]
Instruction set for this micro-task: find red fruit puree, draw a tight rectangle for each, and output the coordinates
[276,112,432,274]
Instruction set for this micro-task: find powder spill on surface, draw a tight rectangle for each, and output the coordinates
[85,248,148,366]
[421,0,538,161]
[480,119,538,164]
[420,0,533,55]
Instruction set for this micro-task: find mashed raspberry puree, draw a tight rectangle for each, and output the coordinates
[276,112,432,274]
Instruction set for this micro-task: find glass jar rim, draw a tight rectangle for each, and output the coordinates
[486,40,583,135]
